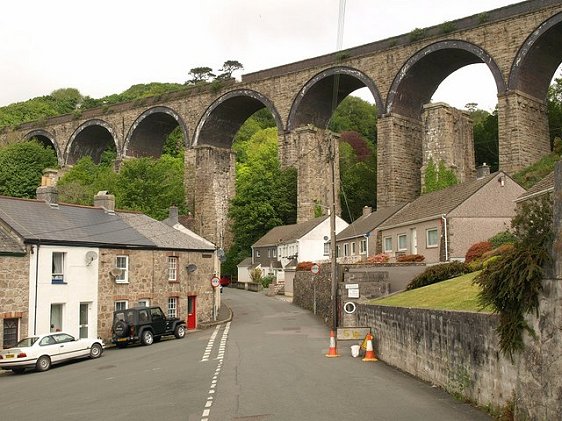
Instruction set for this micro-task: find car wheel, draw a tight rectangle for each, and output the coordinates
[89,343,103,359]
[174,324,186,339]
[113,320,129,338]
[36,355,51,372]
[11,368,25,374]
[141,330,154,346]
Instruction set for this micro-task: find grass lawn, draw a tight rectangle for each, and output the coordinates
[369,271,494,312]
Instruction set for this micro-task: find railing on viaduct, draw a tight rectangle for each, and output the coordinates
[1,0,561,246]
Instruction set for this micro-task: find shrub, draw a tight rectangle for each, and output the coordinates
[481,243,515,260]
[396,254,425,262]
[261,275,275,288]
[296,261,314,271]
[488,231,517,249]
[367,253,389,264]
[465,241,492,263]
[406,261,471,290]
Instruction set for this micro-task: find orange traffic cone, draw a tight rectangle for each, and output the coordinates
[325,330,340,358]
[362,332,378,362]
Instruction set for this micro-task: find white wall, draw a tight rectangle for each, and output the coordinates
[28,245,99,338]
[298,217,348,262]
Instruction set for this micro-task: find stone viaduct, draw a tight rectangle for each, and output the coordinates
[1,0,561,246]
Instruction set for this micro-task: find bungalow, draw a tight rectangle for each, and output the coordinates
[0,187,217,347]
[378,170,525,263]
[335,205,404,263]
[239,215,348,294]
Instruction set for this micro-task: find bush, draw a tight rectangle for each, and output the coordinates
[488,231,517,249]
[296,261,314,271]
[261,275,275,288]
[396,254,425,263]
[406,261,471,290]
[465,241,492,263]
[367,253,389,264]
[481,243,515,260]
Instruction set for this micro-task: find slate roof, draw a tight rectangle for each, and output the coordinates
[515,171,554,202]
[252,216,329,247]
[0,196,214,251]
[0,225,24,254]
[336,205,404,241]
[379,172,510,229]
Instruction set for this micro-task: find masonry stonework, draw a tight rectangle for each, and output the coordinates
[0,253,29,346]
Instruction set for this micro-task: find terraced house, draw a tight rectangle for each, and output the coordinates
[0,186,218,347]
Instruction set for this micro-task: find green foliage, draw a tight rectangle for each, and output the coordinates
[478,12,490,24]
[261,275,275,289]
[406,261,471,290]
[335,51,351,62]
[547,72,562,146]
[423,158,458,193]
[249,267,263,283]
[329,96,377,145]
[409,28,426,42]
[470,107,499,171]
[475,195,553,358]
[513,152,559,189]
[440,21,456,34]
[186,67,215,85]
[162,127,185,158]
[0,141,58,198]
[488,230,517,249]
[396,254,425,262]
[216,60,243,80]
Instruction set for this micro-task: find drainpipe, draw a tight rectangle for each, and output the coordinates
[441,214,449,261]
[33,243,40,335]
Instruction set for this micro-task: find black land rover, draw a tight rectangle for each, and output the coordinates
[111,306,186,347]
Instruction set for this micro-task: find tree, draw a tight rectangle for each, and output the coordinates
[471,107,499,171]
[547,72,562,146]
[422,158,458,193]
[216,60,243,80]
[186,67,215,85]
[0,140,58,198]
[329,96,377,145]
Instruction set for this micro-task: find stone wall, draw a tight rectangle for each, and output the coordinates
[97,248,216,342]
[356,304,518,412]
[0,253,29,346]
[293,264,334,326]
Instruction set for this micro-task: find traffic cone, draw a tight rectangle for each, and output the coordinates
[362,332,378,362]
[325,330,340,358]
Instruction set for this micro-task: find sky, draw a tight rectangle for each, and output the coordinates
[0,1,528,111]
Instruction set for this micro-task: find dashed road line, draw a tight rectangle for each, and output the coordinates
[200,322,230,421]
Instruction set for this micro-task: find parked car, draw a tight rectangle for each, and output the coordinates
[0,332,104,374]
[111,306,186,347]
[220,275,231,287]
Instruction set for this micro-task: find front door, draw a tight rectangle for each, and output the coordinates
[187,296,196,329]
[410,228,418,255]
[79,303,89,339]
[3,319,18,349]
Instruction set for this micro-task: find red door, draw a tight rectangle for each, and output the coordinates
[187,296,197,329]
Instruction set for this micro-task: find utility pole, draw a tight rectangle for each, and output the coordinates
[328,135,338,332]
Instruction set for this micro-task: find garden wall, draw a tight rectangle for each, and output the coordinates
[355,304,517,411]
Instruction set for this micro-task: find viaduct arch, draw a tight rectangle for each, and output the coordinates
[2,0,560,246]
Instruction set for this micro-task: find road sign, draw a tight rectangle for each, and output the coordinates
[210,276,220,288]
[311,263,320,274]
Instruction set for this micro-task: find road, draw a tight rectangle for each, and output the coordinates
[0,289,491,420]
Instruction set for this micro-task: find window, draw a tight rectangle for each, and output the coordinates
[115,300,128,311]
[116,255,129,283]
[343,243,349,257]
[255,250,260,258]
[268,249,271,258]
[168,297,178,318]
[336,245,341,258]
[398,234,408,251]
[168,256,178,281]
[351,242,356,255]
[383,237,393,252]
[360,239,367,254]
[323,242,330,256]
[3,318,18,349]
[272,248,276,258]
[426,228,439,248]
[52,252,65,283]
[138,299,150,307]
[50,304,63,332]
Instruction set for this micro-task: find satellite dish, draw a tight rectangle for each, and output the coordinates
[323,236,329,241]
[85,251,98,266]
[186,264,198,273]
[110,267,124,277]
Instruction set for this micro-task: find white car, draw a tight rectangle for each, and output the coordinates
[0,332,104,374]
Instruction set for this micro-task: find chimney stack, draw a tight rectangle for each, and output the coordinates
[94,191,115,214]
[168,206,179,225]
[476,163,491,179]
[362,206,373,217]
[36,169,59,206]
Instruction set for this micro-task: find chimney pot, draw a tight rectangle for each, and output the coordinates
[476,163,491,179]
[94,191,115,213]
[362,206,373,216]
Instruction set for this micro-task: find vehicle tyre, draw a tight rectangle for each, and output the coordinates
[174,324,186,339]
[11,368,25,374]
[141,330,154,346]
[36,355,51,372]
[113,320,129,338]
[89,343,103,359]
